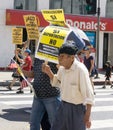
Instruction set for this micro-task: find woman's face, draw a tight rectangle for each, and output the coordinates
[15,49,19,54]
[84,50,90,56]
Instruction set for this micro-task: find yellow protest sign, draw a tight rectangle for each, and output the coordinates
[35,25,70,63]
[12,28,23,44]
[23,15,39,40]
[41,9,66,26]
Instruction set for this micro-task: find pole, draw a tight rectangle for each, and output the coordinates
[96,0,100,68]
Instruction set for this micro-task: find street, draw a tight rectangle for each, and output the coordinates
[0,85,113,130]
[91,85,113,130]
[0,86,33,130]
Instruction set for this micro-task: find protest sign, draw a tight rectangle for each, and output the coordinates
[41,9,66,26]
[23,15,39,40]
[35,25,70,63]
[12,28,23,44]
[35,9,85,63]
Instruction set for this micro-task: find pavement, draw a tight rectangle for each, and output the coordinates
[0,70,113,86]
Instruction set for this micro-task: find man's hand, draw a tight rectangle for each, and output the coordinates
[84,112,91,128]
[84,104,92,129]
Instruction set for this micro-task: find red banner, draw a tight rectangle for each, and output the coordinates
[6,9,49,27]
[6,9,113,31]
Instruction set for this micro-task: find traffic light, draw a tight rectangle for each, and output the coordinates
[86,0,97,14]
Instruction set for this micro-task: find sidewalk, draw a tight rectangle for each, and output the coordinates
[0,71,20,86]
[0,70,113,86]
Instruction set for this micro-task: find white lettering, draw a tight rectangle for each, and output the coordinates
[66,19,73,26]
[66,19,106,31]
[86,22,91,30]
[79,22,86,29]
[100,22,107,31]
[73,21,80,28]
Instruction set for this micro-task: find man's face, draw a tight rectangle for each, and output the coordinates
[58,53,74,69]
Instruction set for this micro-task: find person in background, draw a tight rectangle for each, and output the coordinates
[19,45,52,129]
[6,48,23,90]
[21,40,29,56]
[83,47,95,94]
[22,58,60,130]
[16,48,32,94]
[92,64,100,79]
[102,61,113,88]
[76,52,84,63]
[42,42,94,130]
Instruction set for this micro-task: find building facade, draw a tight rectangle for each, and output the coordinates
[0,0,113,69]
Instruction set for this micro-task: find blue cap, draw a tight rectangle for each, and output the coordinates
[24,49,31,54]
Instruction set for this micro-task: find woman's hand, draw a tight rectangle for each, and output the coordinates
[42,63,54,80]
[42,63,51,74]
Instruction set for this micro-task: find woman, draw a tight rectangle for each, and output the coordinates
[83,47,95,94]
[7,48,23,90]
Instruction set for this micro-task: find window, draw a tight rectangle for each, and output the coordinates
[49,0,61,9]
[106,0,113,17]
[14,0,37,11]
[49,0,87,15]
[14,0,25,9]
[62,0,72,14]
[85,31,96,48]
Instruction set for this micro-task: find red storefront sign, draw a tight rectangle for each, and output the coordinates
[6,9,49,27]
[6,9,113,32]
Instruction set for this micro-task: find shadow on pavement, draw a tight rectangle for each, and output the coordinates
[0,107,31,122]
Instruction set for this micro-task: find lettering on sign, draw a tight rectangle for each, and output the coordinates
[66,19,107,31]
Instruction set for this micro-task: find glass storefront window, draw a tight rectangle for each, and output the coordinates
[14,0,25,9]
[14,0,37,11]
[62,0,71,13]
[49,0,87,14]
[49,0,61,9]
[106,0,113,17]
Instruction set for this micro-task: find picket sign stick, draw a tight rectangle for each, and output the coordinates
[44,58,48,65]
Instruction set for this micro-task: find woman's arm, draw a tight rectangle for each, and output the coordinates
[42,63,54,80]
[22,70,34,78]
[89,58,94,75]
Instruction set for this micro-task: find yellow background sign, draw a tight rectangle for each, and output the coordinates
[23,15,39,40]
[12,28,23,44]
[42,9,66,26]
[35,26,70,63]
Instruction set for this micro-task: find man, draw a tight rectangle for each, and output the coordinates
[23,58,60,130]
[42,42,94,130]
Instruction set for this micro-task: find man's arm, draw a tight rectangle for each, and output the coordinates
[84,104,92,128]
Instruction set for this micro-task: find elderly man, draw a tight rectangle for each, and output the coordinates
[42,42,94,130]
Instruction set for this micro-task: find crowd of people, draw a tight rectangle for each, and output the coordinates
[6,39,113,130]
[7,41,33,94]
